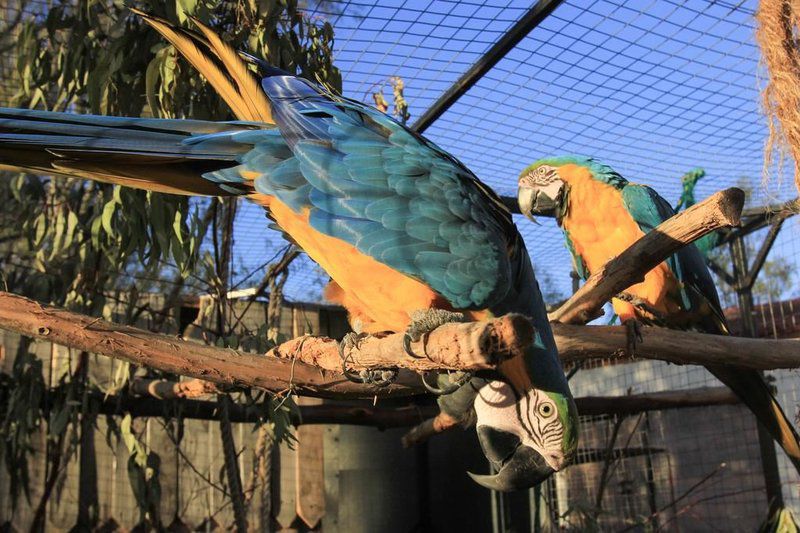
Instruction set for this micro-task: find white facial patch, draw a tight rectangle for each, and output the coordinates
[474,380,566,471]
[537,179,564,203]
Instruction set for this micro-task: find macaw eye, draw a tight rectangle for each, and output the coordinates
[537,166,546,176]
[538,402,556,418]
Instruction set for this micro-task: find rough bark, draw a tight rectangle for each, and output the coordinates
[553,323,800,370]
[2,291,799,405]
[549,188,745,324]
[0,292,531,399]
[0,291,423,399]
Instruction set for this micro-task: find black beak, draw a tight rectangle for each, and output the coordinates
[470,426,555,492]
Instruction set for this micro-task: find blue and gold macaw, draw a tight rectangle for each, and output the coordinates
[0,12,578,491]
[517,155,800,473]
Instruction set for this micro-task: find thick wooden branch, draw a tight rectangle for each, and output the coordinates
[549,188,745,324]
[267,313,533,372]
[0,291,422,399]
[1,290,798,407]
[0,292,530,399]
[553,323,800,370]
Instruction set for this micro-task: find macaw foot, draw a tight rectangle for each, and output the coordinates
[338,332,398,387]
[623,319,643,357]
[403,309,466,358]
[420,370,474,395]
[404,309,470,396]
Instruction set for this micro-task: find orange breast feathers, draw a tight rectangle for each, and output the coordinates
[557,165,681,322]
[248,193,486,333]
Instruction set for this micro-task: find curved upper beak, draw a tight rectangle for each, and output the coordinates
[469,426,556,492]
[518,184,563,223]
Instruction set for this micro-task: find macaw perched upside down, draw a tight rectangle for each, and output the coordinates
[0,12,578,491]
[517,155,800,474]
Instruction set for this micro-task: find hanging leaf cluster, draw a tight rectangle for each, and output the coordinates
[0,0,340,523]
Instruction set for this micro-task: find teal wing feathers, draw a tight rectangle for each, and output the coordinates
[619,183,800,471]
[620,183,727,333]
[235,75,516,310]
[563,229,589,280]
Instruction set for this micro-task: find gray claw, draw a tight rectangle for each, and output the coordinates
[339,332,398,387]
[420,370,473,395]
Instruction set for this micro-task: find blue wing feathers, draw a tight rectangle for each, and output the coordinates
[208,74,517,309]
[621,184,726,331]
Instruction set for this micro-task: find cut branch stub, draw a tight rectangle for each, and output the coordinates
[549,187,745,325]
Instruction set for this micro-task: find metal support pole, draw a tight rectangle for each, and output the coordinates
[412,0,567,134]
[729,235,784,508]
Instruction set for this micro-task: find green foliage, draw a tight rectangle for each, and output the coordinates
[120,414,162,527]
[0,0,340,521]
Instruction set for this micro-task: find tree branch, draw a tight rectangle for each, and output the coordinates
[549,188,745,324]
[0,292,531,399]
[1,290,798,406]
[268,312,533,372]
[129,378,219,399]
[83,386,739,428]
[552,323,800,370]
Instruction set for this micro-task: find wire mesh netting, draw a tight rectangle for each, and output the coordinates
[227,0,798,302]
[1,0,800,531]
[284,0,800,528]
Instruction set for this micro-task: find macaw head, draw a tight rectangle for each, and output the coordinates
[517,155,627,223]
[441,338,578,491]
[470,376,578,491]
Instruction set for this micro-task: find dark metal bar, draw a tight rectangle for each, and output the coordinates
[707,258,736,287]
[411,0,567,133]
[743,220,784,290]
[730,235,785,508]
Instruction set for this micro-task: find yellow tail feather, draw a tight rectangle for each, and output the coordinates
[132,9,273,124]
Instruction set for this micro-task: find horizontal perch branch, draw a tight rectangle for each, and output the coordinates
[552,323,800,370]
[267,313,533,372]
[0,291,423,399]
[20,386,736,428]
[0,292,531,399]
[1,291,798,405]
[129,378,219,399]
[549,187,745,324]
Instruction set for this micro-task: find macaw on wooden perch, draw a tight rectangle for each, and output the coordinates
[517,155,800,476]
[0,12,578,491]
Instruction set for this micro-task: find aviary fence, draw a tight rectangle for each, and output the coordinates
[1,0,800,532]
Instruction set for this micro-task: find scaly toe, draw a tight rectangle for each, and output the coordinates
[404,309,465,359]
[420,370,473,396]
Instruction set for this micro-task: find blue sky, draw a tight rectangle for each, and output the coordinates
[229,0,800,305]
